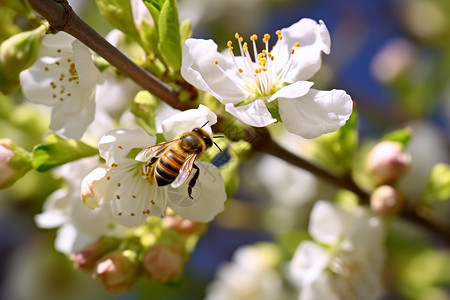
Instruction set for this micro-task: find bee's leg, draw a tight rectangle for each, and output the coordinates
[147,156,158,167]
[188,164,200,199]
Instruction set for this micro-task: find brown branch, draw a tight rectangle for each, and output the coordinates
[28,0,195,111]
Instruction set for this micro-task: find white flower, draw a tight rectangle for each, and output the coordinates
[34,157,117,254]
[289,201,385,300]
[181,18,353,138]
[205,244,294,300]
[82,105,227,228]
[20,32,103,139]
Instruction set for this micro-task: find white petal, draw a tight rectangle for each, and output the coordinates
[274,18,331,82]
[289,241,329,284]
[308,200,354,245]
[167,161,226,222]
[162,105,217,140]
[81,166,109,209]
[278,89,353,138]
[106,166,168,227]
[49,94,96,139]
[72,39,103,87]
[225,101,276,127]
[34,210,67,229]
[55,223,98,254]
[181,38,248,104]
[98,128,156,165]
[268,81,314,102]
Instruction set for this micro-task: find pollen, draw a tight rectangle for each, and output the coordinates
[131,213,135,216]
[118,212,122,216]
[111,163,118,168]
[291,48,295,54]
[151,199,155,205]
[116,194,120,199]
[294,42,300,47]
[118,145,124,149]
[214,60,219,66]
[117,182,121,187]
[238,68,243,73]
[107,176,111,180]
[132,194,136,198]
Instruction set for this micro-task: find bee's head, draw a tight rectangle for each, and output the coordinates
[192,127,213,148]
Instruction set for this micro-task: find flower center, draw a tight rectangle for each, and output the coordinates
[214,30,300,99]
[43,48,80,102]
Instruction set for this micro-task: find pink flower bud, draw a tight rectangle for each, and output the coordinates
[163,215,206,236]
[367,141,411,185]
[370,185,404,217]
[94,250,139,295]
[71,237,120,272]
[0,139,31,189]
[142,244,185,283]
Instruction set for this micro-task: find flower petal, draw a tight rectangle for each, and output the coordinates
[290,241,329,284]
[278,89,353,138]
[49,94,96,139]
[274,19,330,82]
[167,162,226,222]
[225,100,276,127]
[162,105,217,140]
[98,128,156,165]
[181,38,248,104]
[268,81,314,102]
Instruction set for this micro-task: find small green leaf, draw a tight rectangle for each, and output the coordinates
[179,19,192,48]
[311,111,358,175]
[381,127,412,149]
[95,0,141,44]
[32,134,98,172]
[424,163,450,203]
[126,147,144,159]
[157,0,181,71]
[131,90,158,136]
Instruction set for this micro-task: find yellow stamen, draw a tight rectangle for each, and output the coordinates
[235,33,240,39]
[291,48,295,54]
[294,42,300,47]
[214,60,219,65]
[250,34,258,41]
[238,68,243,73]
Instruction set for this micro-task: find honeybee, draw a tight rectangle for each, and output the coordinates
[136,123,221,199]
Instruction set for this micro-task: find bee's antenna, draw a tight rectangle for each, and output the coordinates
[213,142,222,152]
[213,135,224,138]
[201,121,209,128]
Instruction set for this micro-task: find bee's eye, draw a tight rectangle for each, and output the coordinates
[193,128,199,133]
[203,136,213,147]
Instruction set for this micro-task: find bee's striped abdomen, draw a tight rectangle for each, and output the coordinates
[155,148,186,186]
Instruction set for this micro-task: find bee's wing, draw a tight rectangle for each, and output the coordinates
[171,153,198,188]
[135,140,178,162]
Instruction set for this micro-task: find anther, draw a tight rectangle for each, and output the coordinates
[214,60,219,66]
[294,42,300,47]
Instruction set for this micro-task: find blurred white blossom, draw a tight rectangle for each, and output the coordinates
[289,200,385,300]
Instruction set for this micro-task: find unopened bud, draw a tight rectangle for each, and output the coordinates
[370,185,404,217]
[163,214,206,236]
[142,244,185,283]
[367,141,411,185]
[94,250,140,295]
[0,26,45,94]
[71,237,121,271]
[0,139,31,189]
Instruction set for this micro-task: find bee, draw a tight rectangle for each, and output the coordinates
[136,123,222,199]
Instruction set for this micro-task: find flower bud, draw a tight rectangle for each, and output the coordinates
[163,214,206,236]
[367,141,411,185]
[94,250,140,295]
[71,237,121,271]
[0,139,31,189]
[142,244,185,283]
[370,185,404,217]
[0,26,45,93]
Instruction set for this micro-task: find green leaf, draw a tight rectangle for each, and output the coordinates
[179,19,192,48]
[311,111,358,175]
[131,90,158,136]
[95,0,141,44]
[157,0,181,71]
[424,163,450,203]
[32,134,98,172]
[381,127,412,149]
